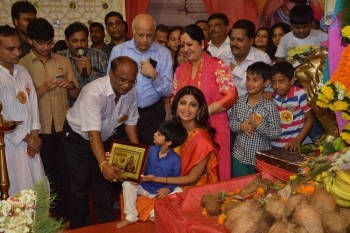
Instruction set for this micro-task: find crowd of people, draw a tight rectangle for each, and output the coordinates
[0,0,328,230]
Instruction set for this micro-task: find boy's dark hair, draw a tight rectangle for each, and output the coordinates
[156,24,170,34]
[289,4,313,25]
[104,11,124,26]
[247,62,271,81]
[232,19,255,39]
[65,22,89,39]
[11,1,37,20]
[158,120,188,149]
[168,26,183,40]
[52,40,67,53]
[271,61,294,80]
[208,13,229,26]
[89,22,104,31]
[27,18,54,41]
[0,25,18,38]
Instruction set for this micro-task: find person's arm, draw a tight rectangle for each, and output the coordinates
[255,103,282,140]
[146,52,173,97]
[88,130,124,181]
[124,124,139,144]
[285,110,315,150]
[65,60,81,100]
[35,78,59,99]
[209,61,238,115]
[142,155,209,186]
[229,102,242,133]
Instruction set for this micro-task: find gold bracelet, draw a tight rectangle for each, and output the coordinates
[165,177,168,184]
[99,160,108,172]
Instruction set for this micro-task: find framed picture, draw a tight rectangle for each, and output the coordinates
[109,140,149,183]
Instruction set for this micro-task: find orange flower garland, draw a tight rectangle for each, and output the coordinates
[330,45,350,91]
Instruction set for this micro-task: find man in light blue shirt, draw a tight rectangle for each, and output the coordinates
[108,13,173,145]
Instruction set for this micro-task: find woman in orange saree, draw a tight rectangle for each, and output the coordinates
[119,86,219,222]
[143,86,219,187]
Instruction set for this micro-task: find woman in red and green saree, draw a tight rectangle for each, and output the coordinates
[172,24,238,181]
[142,86,219,188]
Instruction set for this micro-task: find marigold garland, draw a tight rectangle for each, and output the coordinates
[340,123,350,144]
[330,46,350,91]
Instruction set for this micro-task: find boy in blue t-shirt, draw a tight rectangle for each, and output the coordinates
[270,61,315,150]
[117,119,187,228]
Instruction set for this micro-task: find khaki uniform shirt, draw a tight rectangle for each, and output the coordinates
[19,51,79,134]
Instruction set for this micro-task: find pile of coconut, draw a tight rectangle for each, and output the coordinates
[201,176,350,233]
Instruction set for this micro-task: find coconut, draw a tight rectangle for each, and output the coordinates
[201,193,214,207]
[229,214,256,233]
[266,198,287,221]
[224,201,237,213]
[292,200,324,233]
[286,223,308,233]
[269,221,288,233]
[225,199,261,229]
[255,210,276,233]
[323,210,349,233]
[229,209,263,233]
[205,200,222,216]
[240,182,259,196]
[284,194,306,219]
[309,188,336,214]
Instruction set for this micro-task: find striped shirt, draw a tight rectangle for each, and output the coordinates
[59,48,108,88]
[229,94,281,165]
[271,86,311,148]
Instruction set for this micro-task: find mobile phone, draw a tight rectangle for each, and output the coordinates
[54,74,64,81]
[149,58,157,69]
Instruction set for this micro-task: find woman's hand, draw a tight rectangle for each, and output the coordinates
[141,174,156,182]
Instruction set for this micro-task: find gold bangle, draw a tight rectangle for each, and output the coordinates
[99,160,108,172]
[165,177,168,184]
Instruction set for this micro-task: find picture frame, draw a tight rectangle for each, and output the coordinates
[109,140,149,183]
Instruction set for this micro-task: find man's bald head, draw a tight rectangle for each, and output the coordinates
[131,14,157,53]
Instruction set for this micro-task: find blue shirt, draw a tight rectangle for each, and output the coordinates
[107,39,173,108]
[141,146,181,194]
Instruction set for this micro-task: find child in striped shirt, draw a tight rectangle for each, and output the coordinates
[270,61,315,150]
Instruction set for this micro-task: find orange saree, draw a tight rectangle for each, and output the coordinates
[120,128,219,221]
[176,128,219,188]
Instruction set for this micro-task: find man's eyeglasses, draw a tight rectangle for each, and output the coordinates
[115,76,137,85]
[32,40,55,47]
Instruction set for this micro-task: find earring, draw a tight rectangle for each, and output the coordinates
[201,45,204,50]
[196,113,200,121]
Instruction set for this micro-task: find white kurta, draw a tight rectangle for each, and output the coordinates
[0,64,46,196]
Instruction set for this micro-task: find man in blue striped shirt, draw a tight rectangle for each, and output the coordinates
[107,13,173,145]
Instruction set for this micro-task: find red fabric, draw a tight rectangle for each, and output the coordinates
[178,128,219,187]
[155,173,276,233]
[64,221,155,233]
[203,0,259,28]
[125,0,150,39]
[255,160,294,182]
